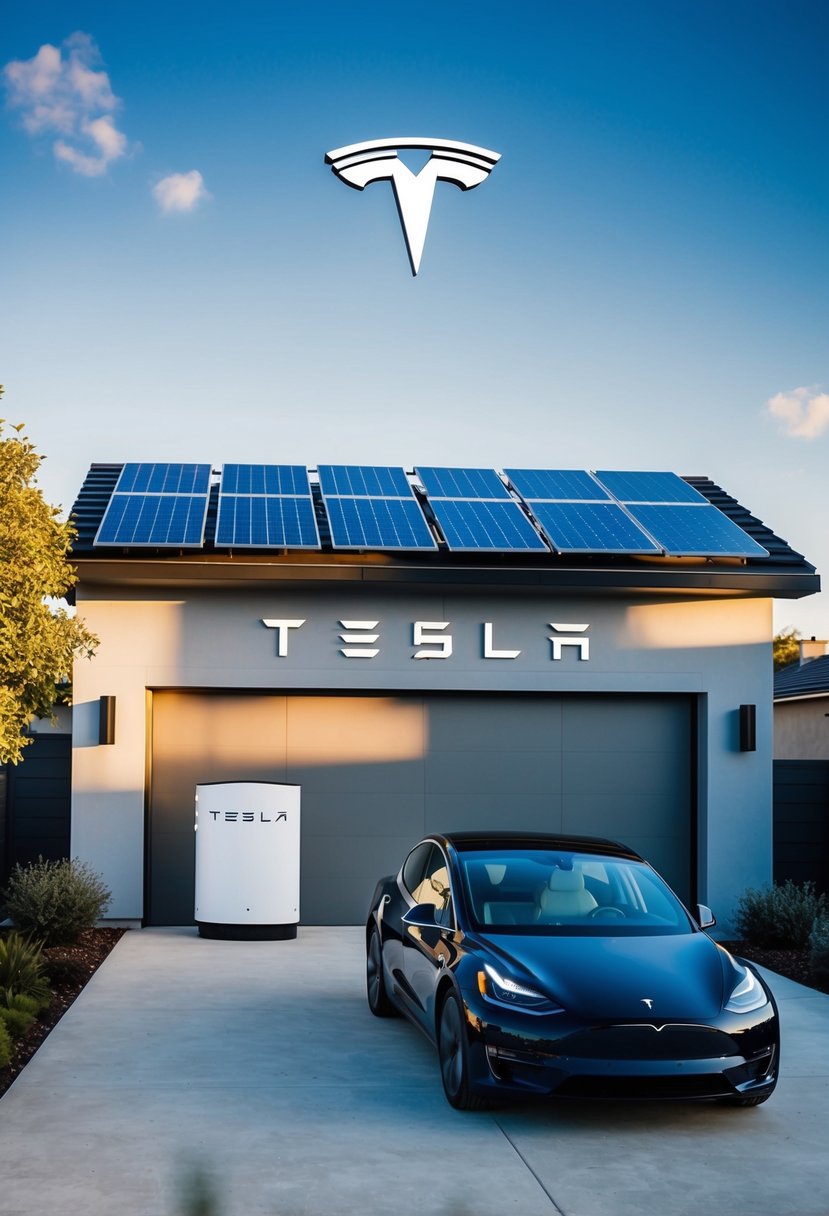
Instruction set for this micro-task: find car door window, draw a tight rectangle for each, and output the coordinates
[402,843,433,899]
[410,844,453,928]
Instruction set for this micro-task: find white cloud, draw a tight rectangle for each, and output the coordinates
[767,386,829,440]
[3,32,127,175]
[152,170,210,214]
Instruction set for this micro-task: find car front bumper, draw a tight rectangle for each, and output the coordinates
[460,989,779,1102]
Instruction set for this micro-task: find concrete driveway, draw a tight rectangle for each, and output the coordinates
[0,927,827,1216]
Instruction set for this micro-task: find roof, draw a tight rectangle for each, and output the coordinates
[438,832,641,859]
[774,655,829,702]
[68,463,819,599]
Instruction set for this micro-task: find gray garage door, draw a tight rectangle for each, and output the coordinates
[148,692,693,925]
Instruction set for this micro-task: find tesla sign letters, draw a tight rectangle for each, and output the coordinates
[261,618,590,662]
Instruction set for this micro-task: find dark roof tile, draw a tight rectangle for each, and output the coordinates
[774,654,829,700]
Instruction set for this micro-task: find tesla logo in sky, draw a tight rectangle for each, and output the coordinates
[325,138,501,275]
[641,998,654,1010]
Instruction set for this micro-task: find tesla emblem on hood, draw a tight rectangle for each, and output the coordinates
[641,998,654,1009]
[325,137,501,275]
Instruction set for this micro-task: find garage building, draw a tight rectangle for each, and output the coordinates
[68,462,818,928]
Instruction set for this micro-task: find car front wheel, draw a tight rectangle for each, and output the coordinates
[366,924,396,1017]
[437,991,487,1110]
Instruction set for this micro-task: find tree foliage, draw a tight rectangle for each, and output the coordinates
[0,388,97,764]
[773,626,801,671]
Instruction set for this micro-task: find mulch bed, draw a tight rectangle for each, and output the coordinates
[721,939,829,993]
[0,926,125,1100]
[0,929,825,1102]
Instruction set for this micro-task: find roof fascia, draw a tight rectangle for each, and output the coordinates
[774,691,829,704]
[71,556,820,599]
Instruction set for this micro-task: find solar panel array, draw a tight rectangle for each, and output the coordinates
[415,466,548,552]
[94,463,211,547]
[318,464,437,551]
[592,469,769,558]
[90,463,769,560]
[215,464,320,549]
[504,468,659,555]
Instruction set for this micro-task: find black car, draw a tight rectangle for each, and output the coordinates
[366,832,779,1109]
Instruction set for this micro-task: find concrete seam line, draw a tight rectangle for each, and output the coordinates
[493,1118,568,1214]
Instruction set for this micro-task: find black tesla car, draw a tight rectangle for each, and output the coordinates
[366,832,779,1109]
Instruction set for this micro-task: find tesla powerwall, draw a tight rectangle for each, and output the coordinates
[194,781,301,939]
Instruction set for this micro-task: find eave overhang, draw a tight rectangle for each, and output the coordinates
[71,552,821,600]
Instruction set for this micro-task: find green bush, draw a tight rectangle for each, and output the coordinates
[0,933,51,1009]
[733,880,827,949]
[42,955,88,987]
[1,991,40,1016]
[3,857,111,946]
[0,1019,11,1069]
[0,996,37,1040]
[809,915,829,988]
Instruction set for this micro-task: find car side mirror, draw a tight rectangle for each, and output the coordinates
[697,904,716,930]
[403,902,439,929]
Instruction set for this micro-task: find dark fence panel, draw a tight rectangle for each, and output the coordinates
[773,760,829,894]
[3,735,72,882]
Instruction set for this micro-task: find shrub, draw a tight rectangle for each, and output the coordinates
[0,997,37,1040]
[809,915,829,988]
[42,956,88,987]
[3,857,111,946]
[0,1019,11,1069]
[0,933,51,1009]
[733,880,827,949]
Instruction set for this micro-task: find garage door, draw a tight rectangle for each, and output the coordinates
[148,692,692,925]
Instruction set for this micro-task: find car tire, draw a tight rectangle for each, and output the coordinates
[437,991,487,1110]
[366,924,396,1017]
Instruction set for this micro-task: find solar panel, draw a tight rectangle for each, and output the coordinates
[624,504,770,557]
[415,467,512,500]
[593,470,707,504]
[318,465,412,498]
[505,469,610,502]
[221,464,310,496]
[528,502,660,554]
[317,465,437,550]
[114,463,211,495]
[215,465,321,549]
[94,463,211,547]
[427,499,549,552]
[216,496,320,548]
[324,496,437,550]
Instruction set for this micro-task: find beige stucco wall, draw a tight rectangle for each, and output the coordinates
[71,584,774,929]
[774,698,829,759]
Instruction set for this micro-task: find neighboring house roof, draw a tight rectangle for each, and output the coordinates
[68,463,820,599]
[774,655,829,702]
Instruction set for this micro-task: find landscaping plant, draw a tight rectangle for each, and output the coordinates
[809,915,829,988]
[0,1019,11,1069]
[3,857,111,946]
[733,879,827,950]
[0,932,51,1009]
[0,993,40,1040]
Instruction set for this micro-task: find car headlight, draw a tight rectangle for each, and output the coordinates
[477,963,563,1014]
[725,963,769,1014]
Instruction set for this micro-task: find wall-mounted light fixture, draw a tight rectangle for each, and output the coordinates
[98,696,116,745]
[739,704,756,752]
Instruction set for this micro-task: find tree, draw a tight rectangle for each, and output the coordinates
[0,388,97,764]
[773,626,801,671]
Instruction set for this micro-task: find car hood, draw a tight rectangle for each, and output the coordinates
[475,932,728,1020]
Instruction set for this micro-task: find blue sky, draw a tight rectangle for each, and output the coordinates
[2,0,827,636]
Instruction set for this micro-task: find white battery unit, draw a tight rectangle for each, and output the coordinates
[194,782,300,940]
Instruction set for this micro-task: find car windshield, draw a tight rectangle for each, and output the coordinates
[456,848,693,936]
